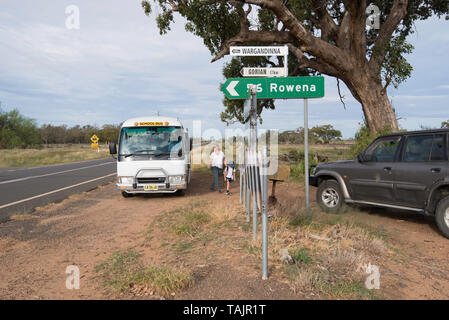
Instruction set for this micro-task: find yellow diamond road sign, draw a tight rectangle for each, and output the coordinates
[90,134,99,143]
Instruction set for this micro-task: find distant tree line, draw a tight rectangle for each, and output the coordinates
[278,125,343,145]
[39,123,120,145]
[2,108,449,149]
[0,108,120,149]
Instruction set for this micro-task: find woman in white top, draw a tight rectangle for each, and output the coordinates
[208,145,226,192]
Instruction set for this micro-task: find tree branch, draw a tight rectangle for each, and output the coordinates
[287,44,341,78]
[312,0,339,42]
[211,2,297,63]
[369,0,409,71]
[336,78,346,109]
[347,1,367,63]
[243,0,351,73]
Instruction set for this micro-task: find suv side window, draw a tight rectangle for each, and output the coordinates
[364,136,400,162]
[431,134,445,160]
[403,134,445,162]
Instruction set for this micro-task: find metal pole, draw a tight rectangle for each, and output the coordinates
[252,184,258,241]
[261,147,268,280]
[246,163,250,221]
[304,98,309,216]
[239,165,243,204]
[249,86,258,241]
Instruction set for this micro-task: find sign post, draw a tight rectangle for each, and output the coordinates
[90,134,99,152]
[224,46,325,280]
[304,99,310,215]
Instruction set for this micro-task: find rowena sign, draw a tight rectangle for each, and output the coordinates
[222,76,325,100]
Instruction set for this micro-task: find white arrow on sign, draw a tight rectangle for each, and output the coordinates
[226,80,239,96]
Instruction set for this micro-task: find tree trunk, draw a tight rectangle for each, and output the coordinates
[345,73,399,134]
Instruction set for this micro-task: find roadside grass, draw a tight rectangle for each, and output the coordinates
[171,210,211,237]
[278,144,352,163]
[95,249,193,296]
[249,200,388,299]
[0,144,110,167]
[173,241,194,254]
[140,161,388,299]
[9,214,37,221]
[146,182,387,299]
[276,143,352,182]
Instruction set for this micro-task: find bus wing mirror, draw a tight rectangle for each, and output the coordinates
[189,138,193,151]
[109,142,117,155]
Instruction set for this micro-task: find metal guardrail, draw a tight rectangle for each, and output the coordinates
[238,85,269,280]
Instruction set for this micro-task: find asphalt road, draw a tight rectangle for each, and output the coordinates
[0,158,116,222]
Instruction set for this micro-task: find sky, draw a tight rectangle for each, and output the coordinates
[0,0,448,139]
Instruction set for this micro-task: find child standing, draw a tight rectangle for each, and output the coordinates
[223,161,236,195]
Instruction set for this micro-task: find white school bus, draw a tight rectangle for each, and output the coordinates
[109,117,191,197]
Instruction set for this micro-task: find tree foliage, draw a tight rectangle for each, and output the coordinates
[141,0,449,133]
[0,107,121,149]
[38,124,121,145]
[0,108,40,149]
[278,124,342,144]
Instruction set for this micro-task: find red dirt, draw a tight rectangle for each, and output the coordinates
[0,170,448,299]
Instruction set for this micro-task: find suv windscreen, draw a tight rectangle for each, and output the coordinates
[403,134,445,162]
[364,136,400,162]
[118,126,183,158]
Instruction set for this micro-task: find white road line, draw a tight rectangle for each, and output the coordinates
[0,173,116,210]
[0,162,115,185]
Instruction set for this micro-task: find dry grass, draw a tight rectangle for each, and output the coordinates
[242,199,387,299]
[141,164,387,299]
[0,144,110,167]
[95,249,193,296]
[9,214,37,221]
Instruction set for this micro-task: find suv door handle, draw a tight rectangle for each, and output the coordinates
[431,168,441,173]
[383,167,392,172]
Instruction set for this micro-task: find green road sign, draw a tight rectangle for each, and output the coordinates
[221,76,324,100]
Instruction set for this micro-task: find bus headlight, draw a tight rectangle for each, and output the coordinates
[118,176,134,185]
[169,175,185,184]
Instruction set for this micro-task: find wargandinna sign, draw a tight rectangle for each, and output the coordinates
[222,76,325,100]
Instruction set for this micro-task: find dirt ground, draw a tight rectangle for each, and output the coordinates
[0,169,448,300]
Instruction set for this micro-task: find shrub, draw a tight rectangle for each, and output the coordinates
[349,122,393,158]
[0,109,41,149]
[289,150,317,180]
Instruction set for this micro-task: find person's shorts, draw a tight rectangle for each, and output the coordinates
[226,177,234,182]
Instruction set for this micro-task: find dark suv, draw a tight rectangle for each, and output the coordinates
[309,129,449,238]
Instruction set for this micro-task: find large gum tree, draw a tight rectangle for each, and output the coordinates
[141,0,448,134]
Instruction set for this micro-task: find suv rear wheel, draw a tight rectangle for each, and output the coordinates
[317,180,345,213]
[435,196,449,239]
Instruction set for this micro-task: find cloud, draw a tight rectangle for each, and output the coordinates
[0,0,447,139]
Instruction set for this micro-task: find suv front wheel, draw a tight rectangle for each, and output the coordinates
[317,180,345,213]
[435,196,449,239]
